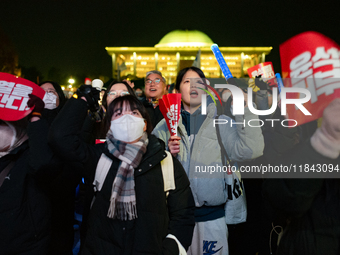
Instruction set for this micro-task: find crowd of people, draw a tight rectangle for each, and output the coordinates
[1,65,340,255]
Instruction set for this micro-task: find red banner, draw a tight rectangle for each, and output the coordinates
[280,31,340,126]
[247,62,277,86]
[247,62,275,79]
[159,94,181,136]
[0,73,45,121]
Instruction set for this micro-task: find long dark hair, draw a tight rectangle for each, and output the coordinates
[175,66,206,92]
[104,95,152,135]
[102,81,136,110]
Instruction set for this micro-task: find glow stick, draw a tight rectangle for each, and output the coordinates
[211,44,233,80]
[275,73,284,94]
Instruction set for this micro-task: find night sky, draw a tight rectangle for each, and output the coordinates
[1,0,339,84]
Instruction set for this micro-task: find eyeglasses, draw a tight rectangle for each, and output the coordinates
[107,91,130,97]
[146,78,162,85]
[44,89,57,95]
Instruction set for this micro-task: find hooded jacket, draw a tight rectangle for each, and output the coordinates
[0,120,54,255]
[263,141,340,255]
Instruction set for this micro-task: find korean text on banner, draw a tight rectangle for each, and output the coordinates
[247,62,277,87]
[0,72,45,121]
[158,94,181,136]
[279,31,340,126]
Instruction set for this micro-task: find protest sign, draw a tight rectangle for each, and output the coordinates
[159,94,181,136]
[247,62,277,87]
[280,31,340,126]
[0,73,45,121]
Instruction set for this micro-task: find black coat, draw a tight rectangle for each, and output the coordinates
[41,108,83,255]
[142,99,164,130]
[49,98,195,255]
[263,141,340,255]
[0,120,54,255]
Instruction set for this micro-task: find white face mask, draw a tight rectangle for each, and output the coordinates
[43,92,58,110]
[110,114,145,142]
[0,122,16,153]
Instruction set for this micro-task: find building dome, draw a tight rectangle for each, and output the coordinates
[155,30,214,48]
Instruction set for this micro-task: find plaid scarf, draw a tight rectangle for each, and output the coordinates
[105,130,148,220]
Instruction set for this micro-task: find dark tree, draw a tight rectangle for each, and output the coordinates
[47,67,66,84]
[20,66,43,84]
[0,27,20,75]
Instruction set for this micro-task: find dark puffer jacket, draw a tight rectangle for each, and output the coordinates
[40,108,83,255]
[0,120,54,255]
[49,98,195,255]
[263,141,340,255]
[142,99,164,130]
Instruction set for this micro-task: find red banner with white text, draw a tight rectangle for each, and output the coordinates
[0,72,45,121]
[280,31,340,126]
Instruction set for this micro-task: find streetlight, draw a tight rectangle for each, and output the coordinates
[67,77,75,98]
[68,78,75,85]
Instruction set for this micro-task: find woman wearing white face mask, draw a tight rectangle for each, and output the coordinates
[49,94,195,255]
[85,80,136,142]
[38,80,82,255]
[39,81,67,124]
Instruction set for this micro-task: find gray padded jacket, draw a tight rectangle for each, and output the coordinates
[152,103,264,208]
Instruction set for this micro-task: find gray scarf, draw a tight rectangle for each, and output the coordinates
[105,131,148,220]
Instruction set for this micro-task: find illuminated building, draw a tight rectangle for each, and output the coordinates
[105,30,272,83]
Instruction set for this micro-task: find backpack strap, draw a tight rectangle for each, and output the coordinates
[91,153,113,208]
[93,153,112,192]
[161,151,175,198]
[215,115,233,167]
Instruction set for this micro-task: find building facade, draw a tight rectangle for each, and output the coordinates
[106,30,272,83]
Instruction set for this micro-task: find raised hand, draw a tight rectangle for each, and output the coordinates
[168,135,181,157]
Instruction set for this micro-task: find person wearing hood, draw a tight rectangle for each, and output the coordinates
[0,95,57,254]
[39,80,84,255]
[262,98,340,255]
[39,81,67,123]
